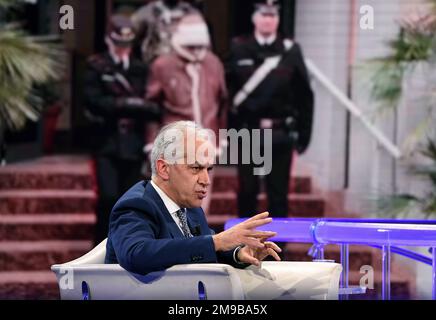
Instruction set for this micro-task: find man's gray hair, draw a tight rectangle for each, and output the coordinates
[150,121,212,178]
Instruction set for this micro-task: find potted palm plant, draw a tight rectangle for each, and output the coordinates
[362,1,436,218]
[0,0,62,164]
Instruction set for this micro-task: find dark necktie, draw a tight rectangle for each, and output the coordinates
[175,208,193,238]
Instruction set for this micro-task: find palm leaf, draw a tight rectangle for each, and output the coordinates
[375,194,420,218]
[365,2,436,220]
[422,138,436,159]
[0,0,18,8]
[410,166,436,187]
[0,28,63,131]
[361,8,436,110]
[401,115,433,155]
[390,29,433,62]
[358,58,404,108]
[422,194,436,218]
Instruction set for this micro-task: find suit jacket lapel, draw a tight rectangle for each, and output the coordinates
[186,209,201,236]
[144,181,185,239]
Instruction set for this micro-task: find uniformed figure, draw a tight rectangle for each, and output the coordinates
[131,0,198,63]
[84,15,160,245]
[227,0,314,218]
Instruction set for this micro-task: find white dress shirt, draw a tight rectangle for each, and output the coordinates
[150,180,185,235]
[150,180,245,264]
[255,32,277,46]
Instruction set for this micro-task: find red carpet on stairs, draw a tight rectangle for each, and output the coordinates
[0,156,96,300]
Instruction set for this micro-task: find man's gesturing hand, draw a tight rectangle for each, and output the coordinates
[212,212,276,252]
[237,240,282,267]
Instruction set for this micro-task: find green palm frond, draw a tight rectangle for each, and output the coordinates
[0,29,61,84]
[410,166,436,188]
[376,193,436,219]
[402,116,433,155]
[0,0,16,8]
[422,138,436,160]
[423,196,436,217]
[363,2,436,220]
[390,28,433,62]
[361,7,436,110]
[416,139,436,186]
[358,58,404,108]
[375,194,420,218]
[0,27,63,130]
[376,136,436,219]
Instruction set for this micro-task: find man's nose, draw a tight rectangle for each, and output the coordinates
[198,169,211,187]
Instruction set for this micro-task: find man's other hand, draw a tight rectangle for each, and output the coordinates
[237,240,282,266]
[212,212,276,252]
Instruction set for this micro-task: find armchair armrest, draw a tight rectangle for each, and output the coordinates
[235,261,342,300]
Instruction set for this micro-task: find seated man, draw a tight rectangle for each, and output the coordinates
[105,121,281,275]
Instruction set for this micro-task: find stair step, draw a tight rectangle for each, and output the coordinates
[0,271,59,300]
[347,271,412,300]
[0,156,95,191]
[0,241,92,271]
[0,214,96,241]
[284,243,375,270]
[209,192,325,217]
[0,172,94,191]
[213,174,312,194]
[0,190,96,214]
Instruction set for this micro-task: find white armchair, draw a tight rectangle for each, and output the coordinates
[51,239,342,300]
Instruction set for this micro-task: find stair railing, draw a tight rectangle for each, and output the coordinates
[305,59,402,159]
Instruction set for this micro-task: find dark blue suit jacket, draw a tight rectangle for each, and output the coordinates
[105,181,243,275]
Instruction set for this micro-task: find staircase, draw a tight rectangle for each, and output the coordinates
[208,166,320,229]
[0,156,415,299]
[0,156,97,299]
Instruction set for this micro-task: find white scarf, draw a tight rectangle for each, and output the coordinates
[185,62,202,126]
[171,17,210,126]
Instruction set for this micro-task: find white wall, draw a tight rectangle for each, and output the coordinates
[347,0,405,214]
[294,0,351,191]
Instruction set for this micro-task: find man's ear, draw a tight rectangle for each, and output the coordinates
[156,159,170,181]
